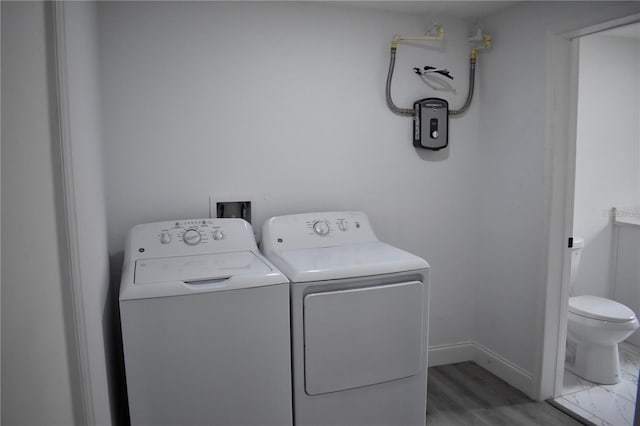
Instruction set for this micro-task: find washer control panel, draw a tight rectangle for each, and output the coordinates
[262,211,378,253]
[126,218,256,259]
[157,219,227,247]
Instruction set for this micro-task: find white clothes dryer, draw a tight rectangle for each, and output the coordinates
[261,211,430,426]
[119,218,292,426]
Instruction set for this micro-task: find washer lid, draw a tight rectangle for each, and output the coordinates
[270,242,429,283]
[569,295,636,322]
[120,250,288,301]
[134,251,271,284]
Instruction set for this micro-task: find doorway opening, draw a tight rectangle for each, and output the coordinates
[546,18,640,426]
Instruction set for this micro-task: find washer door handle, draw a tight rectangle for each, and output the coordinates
[183,277,231,286]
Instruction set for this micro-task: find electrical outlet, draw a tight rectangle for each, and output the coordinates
[209,195,252,223]
[217,201,251,223]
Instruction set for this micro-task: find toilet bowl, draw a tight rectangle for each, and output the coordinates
[567,295,638,384]
[565,238,639,384]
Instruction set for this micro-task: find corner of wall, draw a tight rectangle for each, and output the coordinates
[429,341,535,398]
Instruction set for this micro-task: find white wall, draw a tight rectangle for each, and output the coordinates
[97,1,640,400]
[614,222,640,345]
[573,33,640,298]
[98,1,482,358]
[1,2,77,424]
[6,3,629,418]
[62,2,113,424]
[476,1,640,390]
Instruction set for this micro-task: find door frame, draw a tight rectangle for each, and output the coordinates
[538,13,640,400]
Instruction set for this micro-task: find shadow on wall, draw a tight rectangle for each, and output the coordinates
[106,251,130,425]
[416,145,450,162]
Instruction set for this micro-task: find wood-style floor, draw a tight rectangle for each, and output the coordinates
[426,362,586,426]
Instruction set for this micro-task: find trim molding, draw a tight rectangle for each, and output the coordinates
[51,2,94,424]
[561,13,640,40]
[428,341,476,367]
[429,341,534,397]
[472,342,534,397]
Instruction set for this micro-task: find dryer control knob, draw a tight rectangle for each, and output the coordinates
[212,230,224,240]
[337,221,348,232]
[312,220,330,236]
[183,229,202,246]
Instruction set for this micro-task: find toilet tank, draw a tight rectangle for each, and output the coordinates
[569,238,584,295]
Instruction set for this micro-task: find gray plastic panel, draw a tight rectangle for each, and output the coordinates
[303,281,424,395]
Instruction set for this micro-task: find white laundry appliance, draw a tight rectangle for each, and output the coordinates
[119,218,292,426]
[261,211,430,426]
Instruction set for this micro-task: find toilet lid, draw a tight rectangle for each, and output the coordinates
[569,295,636,322]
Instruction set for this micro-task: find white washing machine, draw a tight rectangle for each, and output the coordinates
[261,211,430,426]
[119,218,292,426]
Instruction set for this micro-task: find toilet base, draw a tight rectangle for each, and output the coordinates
[566,338,621,384]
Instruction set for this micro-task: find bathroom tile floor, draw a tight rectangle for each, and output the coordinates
[554,342,640,426]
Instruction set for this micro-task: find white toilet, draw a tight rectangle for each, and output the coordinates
[566,238,639,384]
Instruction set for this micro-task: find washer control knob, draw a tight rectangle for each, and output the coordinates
[312,220,330,236]
[212,230,224,240]
[183,229,202,246]
[160,231,172,244]
[337,221,348,232]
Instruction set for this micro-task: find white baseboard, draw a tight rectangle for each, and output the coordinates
[472,341,534,396]
[428,341,534,397]
[626,331,640,348]
[428,341,476,367]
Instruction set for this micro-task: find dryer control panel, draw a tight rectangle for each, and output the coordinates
[262,211,379,253]
[309,217,355,237]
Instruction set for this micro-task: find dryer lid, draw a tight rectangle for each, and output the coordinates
[569,295,636,322]
[270,242,429,283]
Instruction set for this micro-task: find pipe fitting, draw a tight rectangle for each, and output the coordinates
[390,25,444,50]
[471,34,492,59]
